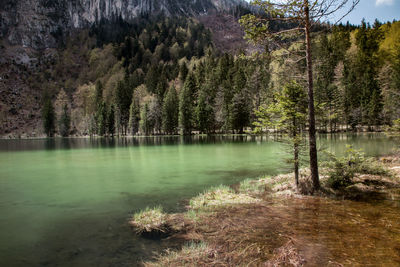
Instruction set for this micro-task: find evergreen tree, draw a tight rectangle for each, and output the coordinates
[230,90,251,134]
[254,81,307,187]
[140,103,151,135]
[184,72,198,99]
[239,0,358,191]
[107,105,115,137]
[276,82,307,188]
[115,79,133,135]
[179,62,189,82]
[354,20,383,127]
[145,64,160,93]
[162,86,179,135]
[179,80,194,135]
[42,93,55,137]
[128,96,141,135]
[94,80,104,135]
[97,102,107,136]
[59,103,71,137]
[196,89,214,134]
[95,80,103,106]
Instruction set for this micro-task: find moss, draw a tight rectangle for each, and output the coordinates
[189,185,260,211]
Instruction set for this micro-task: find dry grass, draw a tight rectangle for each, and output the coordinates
[265,240,306,267]
[144,242,216,267]
[129,206,169,235]
[189,185,260,211]
[144,203,291,266]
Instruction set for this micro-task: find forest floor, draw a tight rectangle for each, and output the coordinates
[131,153,400,266]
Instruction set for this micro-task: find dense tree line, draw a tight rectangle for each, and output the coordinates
[314,20,399,132]
[41,16,400,137]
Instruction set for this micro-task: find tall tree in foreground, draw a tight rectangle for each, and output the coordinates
[240,0,359,192]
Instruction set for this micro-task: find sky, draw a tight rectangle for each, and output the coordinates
[245,0,400,25]
[335,0,400,25]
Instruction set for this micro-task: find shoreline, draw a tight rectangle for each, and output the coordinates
[0,130,392,140]
[131,153,400,266]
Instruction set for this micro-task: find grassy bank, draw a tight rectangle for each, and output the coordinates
[130,152,400,266]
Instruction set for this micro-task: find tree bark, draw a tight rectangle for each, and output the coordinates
[294,141,299,188]
[293,119,299,189]
[304,0,320,191]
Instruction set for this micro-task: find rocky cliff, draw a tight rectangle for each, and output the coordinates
[0,0,247,49]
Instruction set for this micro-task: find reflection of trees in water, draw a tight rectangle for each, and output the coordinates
[0,133,393,153]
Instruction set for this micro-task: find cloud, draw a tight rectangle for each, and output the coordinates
[376,0,394,6]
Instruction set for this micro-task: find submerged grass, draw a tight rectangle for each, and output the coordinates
[144,242,214,267]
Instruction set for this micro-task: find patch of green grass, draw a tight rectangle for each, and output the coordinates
[189,185,260,211]
[239,178,265,195]
[129,206,168,234]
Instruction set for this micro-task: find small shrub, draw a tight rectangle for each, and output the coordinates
[391,119,400,132]
[385,119,400,136]
[324,145,390,189]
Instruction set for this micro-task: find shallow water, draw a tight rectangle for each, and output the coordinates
[0,134,398,266]
[267,194,400,266]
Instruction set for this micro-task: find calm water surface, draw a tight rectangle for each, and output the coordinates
[0,134,398,266]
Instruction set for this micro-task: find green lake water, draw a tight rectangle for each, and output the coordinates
[0,134,398,266]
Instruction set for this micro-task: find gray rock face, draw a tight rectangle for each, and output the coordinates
[0,0,247,49]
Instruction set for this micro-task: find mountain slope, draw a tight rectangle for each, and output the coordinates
[0,0,248,49]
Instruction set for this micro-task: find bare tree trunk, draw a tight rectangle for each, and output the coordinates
[294,142,299,188]
[304,0,320,191]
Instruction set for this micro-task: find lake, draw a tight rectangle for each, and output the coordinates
[0,133,398,266]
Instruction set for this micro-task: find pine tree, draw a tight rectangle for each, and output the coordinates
[97,102,107,136]
[162,86,179,135]
[179,80,194,135]
[128,96,141,135]
[42,93,55,137]
[240,0,359,192]
[196,89,214,134]
[107,105,115,137]
[254,81,307,187]
[277,82,307,187]
[184,72,198,99]
[179,63,189,82]
[354,21,383,127]
[59,103,71,137]
[115,79,133,135]
[95,80,103,106]
[230,90,251,134]
[140,103,151,135]
[145,64,160,93]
